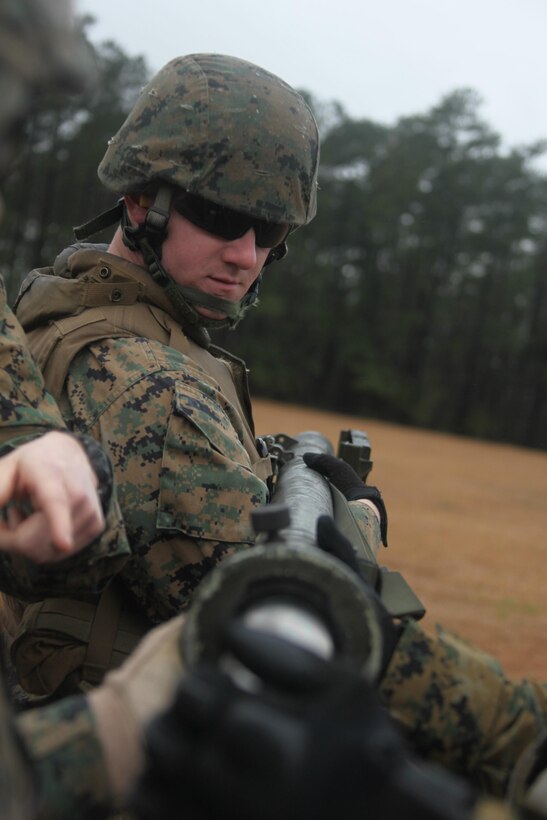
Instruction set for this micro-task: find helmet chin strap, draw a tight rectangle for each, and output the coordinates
[175,282,261,327]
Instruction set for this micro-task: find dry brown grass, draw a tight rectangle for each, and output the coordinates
[253,398,547,681]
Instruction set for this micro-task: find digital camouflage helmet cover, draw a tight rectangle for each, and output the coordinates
[98,53,319,227]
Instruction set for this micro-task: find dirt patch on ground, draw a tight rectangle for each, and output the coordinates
[253,399,547,681]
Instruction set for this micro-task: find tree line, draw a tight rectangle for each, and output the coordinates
[1,21,546,450]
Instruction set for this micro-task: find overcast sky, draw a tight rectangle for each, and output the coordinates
[74,0,546,161]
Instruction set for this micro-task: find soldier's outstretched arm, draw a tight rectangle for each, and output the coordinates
[0,284,104,558]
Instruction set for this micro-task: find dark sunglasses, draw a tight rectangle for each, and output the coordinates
[172,192,291,248]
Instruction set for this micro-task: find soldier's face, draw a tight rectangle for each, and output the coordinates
[161,207,270,319]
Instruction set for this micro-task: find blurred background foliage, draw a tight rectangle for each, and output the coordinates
[1,20,546,449]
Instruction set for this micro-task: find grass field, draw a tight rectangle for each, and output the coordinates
[253,398,547,681]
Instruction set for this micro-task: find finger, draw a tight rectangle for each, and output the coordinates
[0,512,59,562]
[62,491,104,553]
[29,471,103,554]
[6,505,25,528]
[0,453,19,507]
[302,452,346,483]
[29,481,75,553]
[302,452,327,472]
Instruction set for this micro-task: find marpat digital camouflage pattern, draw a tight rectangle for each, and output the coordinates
[0,278,64,441]
[15,692,111,819]
[381,619,547,797]
[0,664,35,820]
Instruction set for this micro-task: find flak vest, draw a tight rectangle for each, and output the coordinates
[11,250,273,698]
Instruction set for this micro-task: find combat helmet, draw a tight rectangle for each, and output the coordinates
[75,53,320,330]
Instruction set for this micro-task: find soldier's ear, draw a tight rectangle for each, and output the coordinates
[124,193,151,224]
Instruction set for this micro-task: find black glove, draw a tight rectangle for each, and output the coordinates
[303,452,388,546]
[132,624,476,820]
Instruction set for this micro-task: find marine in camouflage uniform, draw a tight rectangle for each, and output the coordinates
[5,3,538,820]
[0,12,543,813]
[12,56,379,647]
[10,52,547,801]
[0,609,187,820]
[0,2,133,817]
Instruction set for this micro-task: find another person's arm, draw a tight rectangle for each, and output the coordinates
[0,280,130,595]
[11,614,184,819]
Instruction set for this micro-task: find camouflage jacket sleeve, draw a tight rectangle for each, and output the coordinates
[16,694,113,819]
[0,278,131,598]
[0,277,65,444]
[0,674,36,820]
[380,619,547,798]
[62,335,269,622]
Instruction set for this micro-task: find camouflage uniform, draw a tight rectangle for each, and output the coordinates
[14,247,382,621]
[0,0,129,600]
[0,666,35,820]
[0,277,64,443]
[381,619,547,797]
[1,678,111,820]
[0,0,131,815]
